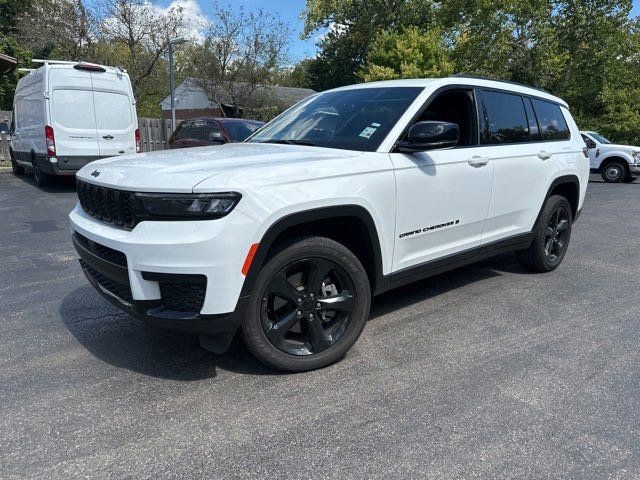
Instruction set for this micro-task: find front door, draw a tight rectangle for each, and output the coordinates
[390,88,494,272]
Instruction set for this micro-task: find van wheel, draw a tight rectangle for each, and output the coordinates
[32,162,50,187]
[10,153,25,175]
[516,195,573,273]
[242,236,371,372]
[601,160,626,183]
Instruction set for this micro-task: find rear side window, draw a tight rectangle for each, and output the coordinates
[531,99,570,141]
[190,121,207,140]
[479,90,529,144]
[93,92,133,130]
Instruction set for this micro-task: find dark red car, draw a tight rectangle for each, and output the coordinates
[168,117,265,149]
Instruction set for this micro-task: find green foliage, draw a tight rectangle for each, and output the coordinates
[301,0,640,144]
[360,27,453,81]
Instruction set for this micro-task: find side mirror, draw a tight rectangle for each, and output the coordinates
[208,131,225,143]
[396,121,459,152]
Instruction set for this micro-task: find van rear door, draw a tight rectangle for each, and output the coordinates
[91,71,137,158]
[49,69,99,170]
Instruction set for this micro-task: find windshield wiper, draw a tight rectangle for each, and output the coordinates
[259,139,317,146]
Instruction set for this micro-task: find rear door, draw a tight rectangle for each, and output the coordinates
[91,71,137,158]
[48,68,99,169]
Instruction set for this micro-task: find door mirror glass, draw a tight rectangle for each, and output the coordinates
[397,121,459,152]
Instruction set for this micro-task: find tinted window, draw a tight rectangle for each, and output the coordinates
[479,91,529,144]
[190,120,207,140]
[221,120,263,141]
[248,87,423,152]
[531,99,570,141]
[173,122,191,140]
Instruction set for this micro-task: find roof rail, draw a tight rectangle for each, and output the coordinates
[31,59,77,65]
[450,73,550,95]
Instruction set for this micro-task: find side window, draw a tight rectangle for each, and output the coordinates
[189,121,207,140]
[531,99,570,141]
[479,90,529,144]
[173,122,191,140]
[581,134,596,149]
[415,89,477,146]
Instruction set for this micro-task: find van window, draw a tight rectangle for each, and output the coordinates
[479,90,529,144]
[93,92,133,130]
[52,89,97,130]
[531,99,570,141]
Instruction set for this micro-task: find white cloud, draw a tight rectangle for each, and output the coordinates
[156,0,206,43]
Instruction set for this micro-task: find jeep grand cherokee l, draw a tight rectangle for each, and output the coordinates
[70,77,589,372]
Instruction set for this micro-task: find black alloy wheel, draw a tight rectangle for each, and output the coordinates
[242,236,370,372]
[516,195,573,273]
[261,257,356,356]
[543,205,570,265]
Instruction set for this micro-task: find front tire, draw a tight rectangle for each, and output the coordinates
[242,236,371,372]
[601,160,626,183]
[516,195,573,273]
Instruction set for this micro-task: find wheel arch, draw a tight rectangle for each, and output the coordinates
[537,175,580,224]
[599,155,631,176]
[241,205,384,296]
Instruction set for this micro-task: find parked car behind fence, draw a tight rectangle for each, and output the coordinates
[168,117,265,149]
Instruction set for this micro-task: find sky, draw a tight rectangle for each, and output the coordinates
[153,0,640,62]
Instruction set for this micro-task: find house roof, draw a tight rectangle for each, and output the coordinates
[0,53,17,76]
[160,78,316,111]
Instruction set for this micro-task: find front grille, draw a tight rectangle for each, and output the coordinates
[77,180,137,229]
[159,278,207,313]
[74,233,127,267]
[81,260,133,304]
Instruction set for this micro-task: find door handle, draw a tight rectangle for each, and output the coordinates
[102,135,114,140]
[537,150,552,160]
[468,156,489,167]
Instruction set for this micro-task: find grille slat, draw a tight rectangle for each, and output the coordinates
[81,260,133,304]
[74,233,127,267]
[77,180,137,230]
[159,279,207,313]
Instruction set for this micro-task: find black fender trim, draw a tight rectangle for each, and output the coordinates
[240,205,385,298]
[537,174,581,225]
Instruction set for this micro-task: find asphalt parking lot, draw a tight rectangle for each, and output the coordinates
[1,171,639,479]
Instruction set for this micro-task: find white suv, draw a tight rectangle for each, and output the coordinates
[580,131,640,183]
[69,77,589,371]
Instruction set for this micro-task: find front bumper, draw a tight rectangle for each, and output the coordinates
[69,203,260,339]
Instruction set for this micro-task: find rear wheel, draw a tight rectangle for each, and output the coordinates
[242,236,371,372]
[32,161,50,187]
[601,160,626,183]
[516,195,572,272]
[10,152,24,175]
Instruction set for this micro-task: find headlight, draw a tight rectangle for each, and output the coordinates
[632,151,640,162]
[135,192,241,219]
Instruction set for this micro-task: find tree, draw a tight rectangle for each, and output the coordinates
[96,0,185,106]
[360,27,453,81]
[185,4,290,118]
[18,0,95,60]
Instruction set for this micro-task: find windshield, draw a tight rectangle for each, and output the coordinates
[247,87,424,151]
[221,120,263,141]
[589,132,612,144]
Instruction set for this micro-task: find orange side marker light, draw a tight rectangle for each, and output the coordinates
[241,243,260,276]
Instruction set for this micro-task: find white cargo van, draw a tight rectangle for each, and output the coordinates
[10,60,139,186]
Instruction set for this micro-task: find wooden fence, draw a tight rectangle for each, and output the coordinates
[0,114,174,161]
[138,117,174,153]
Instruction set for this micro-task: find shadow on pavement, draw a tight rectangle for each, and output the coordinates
[60,254,523,379]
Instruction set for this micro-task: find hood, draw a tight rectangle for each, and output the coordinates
[76,143,361,192]
[600,144,640,152]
